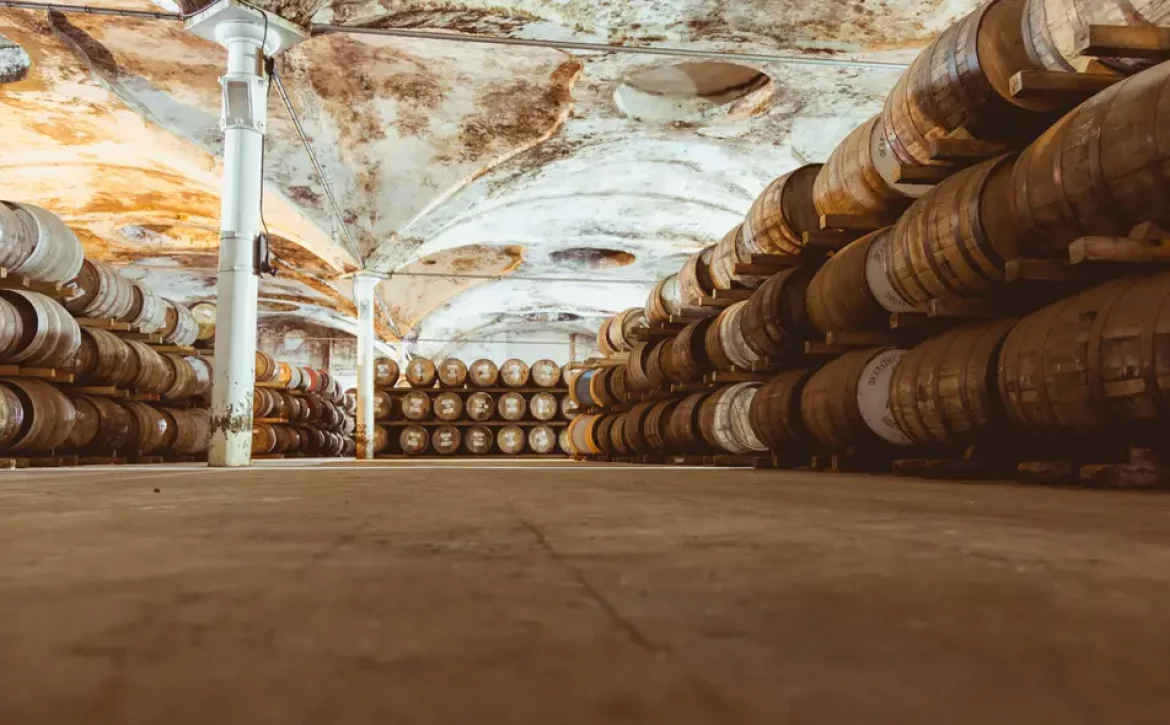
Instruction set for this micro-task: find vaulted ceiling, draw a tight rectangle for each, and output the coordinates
[0,0,979,358]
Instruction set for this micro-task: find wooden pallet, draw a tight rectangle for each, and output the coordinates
[0,365,74,383]
[75,317,132,331]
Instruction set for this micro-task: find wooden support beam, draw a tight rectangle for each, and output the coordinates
[924,296,1000,319]
[818,213,895,232]
[1009,69,1119,100]
[888,312,930,330]
[747,253,802,266]
[705,370,771,384]
[802,230,855,251]
[1075,24,1170,61]
[825,330,898,347]
[892,163,953,185]
[733,263,786,276]
[711,288,752,302]
[928,137,1009,162]
[803,341,854,356]
[1069,236,1170,264]
[1004,257,1088,283]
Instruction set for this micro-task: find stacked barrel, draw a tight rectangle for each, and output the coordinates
[367,356,575,457]
[570,3,1170,483]
[252,352,353,458]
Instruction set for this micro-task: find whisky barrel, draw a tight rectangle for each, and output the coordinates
[643,338,671,389]
[399,425,430,455]
[253,388,276,418]
[465,425,494,454]
[710,225,767,291]
[187,356,212,398]
[125,340,171,394]
[371,425,390,454]
[468,358,499,388]
[665,318,713,384]
[814,116,915,217]
[252,422,278,454]
[643,399,678,452]
[998,273,1170,438]
[374,357,400,387]
[0,296,21,359]
[626,342,655,391]
[678,245,717,307]
[571,368,597,408]
[560,394,578,420]
[125,281,167,333]
[255,351,278,383]
[880,0,1055,168]
[0,290,80,366]
[3,202,84,283]
[191,301,215,342]
[161,353,198,400]
[807,229,912,333]
[664,391,712,452]
[437,358,468,388]
[271,392,294,421]
[0,383,23,447]
[530,359,562,388]
[1012,62,1170,256]
[890,319,1018,447]
[592,415,618,455]
[64,259,135,320]
[432,425,462,455]
[622,400,656,454]
[749,370,814,451]
[603,308,648,354]
[161,300,199,347]
[169,408,211,454]
[529,391,559,421]
[597,316,617,357]
[742,164,824,256]
[122,400,170,453]
[401,391,432,420]
[885,155,1021,306]
[66,395,132,451]
[500,358,531,388]
[558,427,573,454]
[1023,0,1170,75]
[704,310,735,372]
[498,425,527,455]
[800,347,913,450]
[609,414,635,456]
[567,413,602,454]
[0,378,75,452]
[528,425,558,454]
[742,265,817,357]
[466,391,494,421]
[645,274,682,326]
[434,391,463,421]
[698,383,768,454]
[705,302,759,371]
[297,367,318,393]
[373,390,394,420]
[405,357,437,388]
[601,365,630,407]
[68,327,130,385]
[0,202,34,271]
[498,391,527,421]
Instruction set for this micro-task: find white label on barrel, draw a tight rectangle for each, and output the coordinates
[376,363,391,378]
[438,431,453,446]
[374,397,386,415]
[532,429,550,448]
[439,398,456,415]
[856,349,913,446]
[411,361,426,377]
[406,397,425,415]
[865,233,916,313]
[503,398,521,415]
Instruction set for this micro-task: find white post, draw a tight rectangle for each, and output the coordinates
[354,273,379,459]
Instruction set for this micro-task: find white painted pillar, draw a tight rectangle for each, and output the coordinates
[354,273,379,459]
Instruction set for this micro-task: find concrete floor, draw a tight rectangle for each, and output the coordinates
[1,461,1168,724]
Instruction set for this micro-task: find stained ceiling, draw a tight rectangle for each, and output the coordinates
[0,0,980,359]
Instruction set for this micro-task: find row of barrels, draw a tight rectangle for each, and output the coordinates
[255,352,345,404]
[67,326,212,399]
[381,424,569,457]
[64,259,204,346]
[252,423,354,458]
[376,389,577,423]
[253,387,350,432]
[377,356,567,389]
[0,377,209,455]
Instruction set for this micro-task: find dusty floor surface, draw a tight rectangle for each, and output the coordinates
[1,460,1168,724]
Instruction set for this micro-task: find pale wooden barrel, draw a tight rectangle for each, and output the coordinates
[678,244,717,307]
[374,357,400,387]
[372,390,395,421]
[814,116,915,217]
[742,164,823,256]
[529,391,559,421]
[437,358,468,388]
[125,340,171,394]
[191,301,216,341]
[4,201,84,282]
[0,295,22,360]
[0,289,81,366]
[0,378,75,452]
[126,281,167,333]
[405,357,437,387]
[187,356,212,397]
[560,394,579,420]
[498,392,527,421]
[528,425,558,454]
[0,383,23,447]
[66,395,133,451]
[0,202,34,271]
[530,359,562,388]
[122,400,170,453]
[645,274,682,326]
[697,382,768,454]
[161,353,198,400]
[468,359,499,388]
[1023,0,1170,74]
[161,300,199,347]
[807,229,914,333]
[500,359,531,388]
[68,327,130,386]
[497,425,526,455]
[64,259,135,320]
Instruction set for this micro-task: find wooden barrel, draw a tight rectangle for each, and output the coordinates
[749,370,814,452]
[571,368,597,408]
[0,383,23,447]
[0,295,21,360]
[297,367,318,393]
[437,358,468,388]
[807,229,912,333]
[880,0,1056,169]
[4,202,83,283]
[372,390,395,420]
[800,347,913,450]
[161,353,197,400]
[530,359,561,388]
[710,225,767,291]
[466,391,494,421]
[0,202,34,271]
[610,414,635,456]
[742,164,823,256]
[621,400,656,454]
[529,391,558,421]
[1023,0,1170,75]
[169,408,210,454]
[67,327,129,385]
[255,351,278,383]
[465,425,494,454]
[626,342,655,392]
[374,357,400,387]
[125,281,167,333]
[432,425,462,455]
[528,425,558,454]
[645,274,682,326]
[252,388,275,418]
[998,273,1170,438]
[252,422,278,454]
[560,394,578,420]
[597,316,617,357]
[191,301,215,341]
[401,391,432,420]
[602,308,647,354]
[500,358,531,388]
[498,391,527,421]
[66,395,133,451]
[122,400,170,453]
[697,383,768,454]
[468,359,499,388]
[399,425,430,455]
[664,318,713,384]
[642,399,678,452]
[678,245,717,307]
[187,356,212,397]
[0,379,75,452]
[886,155,1021,307]
[1013,62,1170,256]
[494,425,523,455]
[434,391,463,421]
[742,265,817,357]
[125,340,171,394]
[370,425,390,454]
[664,391,712,452]
[567,413,601,454]
[0,290,80,366]
[64,259,135,320]
[890,319,1018,447]
[558,427,573,454]
[161,300,199,346]
[405,357,437,388]
[814,116,916,217]
[705,303,759,371]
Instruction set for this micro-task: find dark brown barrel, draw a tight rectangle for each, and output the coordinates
[742,265,817,357]
[609,414,635,456]
[500,359,531,388]
[742,164,823,256]
[885,155,1021,307]
[498,425,527,455]
[0,379,75,452]
[644,339,670,390]
[252,423,278,454]
[374,357,400,387]
[400,425,430,455]
[528,425,558,454]
[432,425,462,455]
[253,388,275,418]
[814,116,915,217]
[666,318,713,384]
[161,300,199,346]
[560,394,578,420]
[698,382,768,454]
[432,391,462,421]
[807,229,913,333]
[710,225,767,291]
[255,351,278,383]
[0,383,23,447]
[749,370,814,452]
[465,425,494,454]
[64,258,135,320]
[373,390,394,420]
[881,0,1055,168]
[800,347,913,451]
[161,353,197,400]
[643,399,678,452]
[678,245,716,308]
[0,290,80,365]
[169,408,211,454]
[586,367,615,409]
[68,327,130,385]
[437,358,468,388]
[125,340,171,394]
[122,400,170,453]
[468,359,499,387]
[592,415,618,455]
[372,425,390,454]
[622,400,656,454]
[1023,0,1168,75]
[0,295,21,359]
[998,273,1170,438]
[4,202,83,283]
[530,359,562,388]
[529,391,558,421]
[67,395,133,451]
[405,357,437,388]
[1013,62,1170,256]
[704,310,735,372]
[126,281,167,333]
[466,391,495,421]
[498,391,527,421]
[187,356,212,398]
[664,391,711,452]
[626,342,655,392]
[401,391,432,420]
[645,274,682,325]
[890,319,1018,447]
